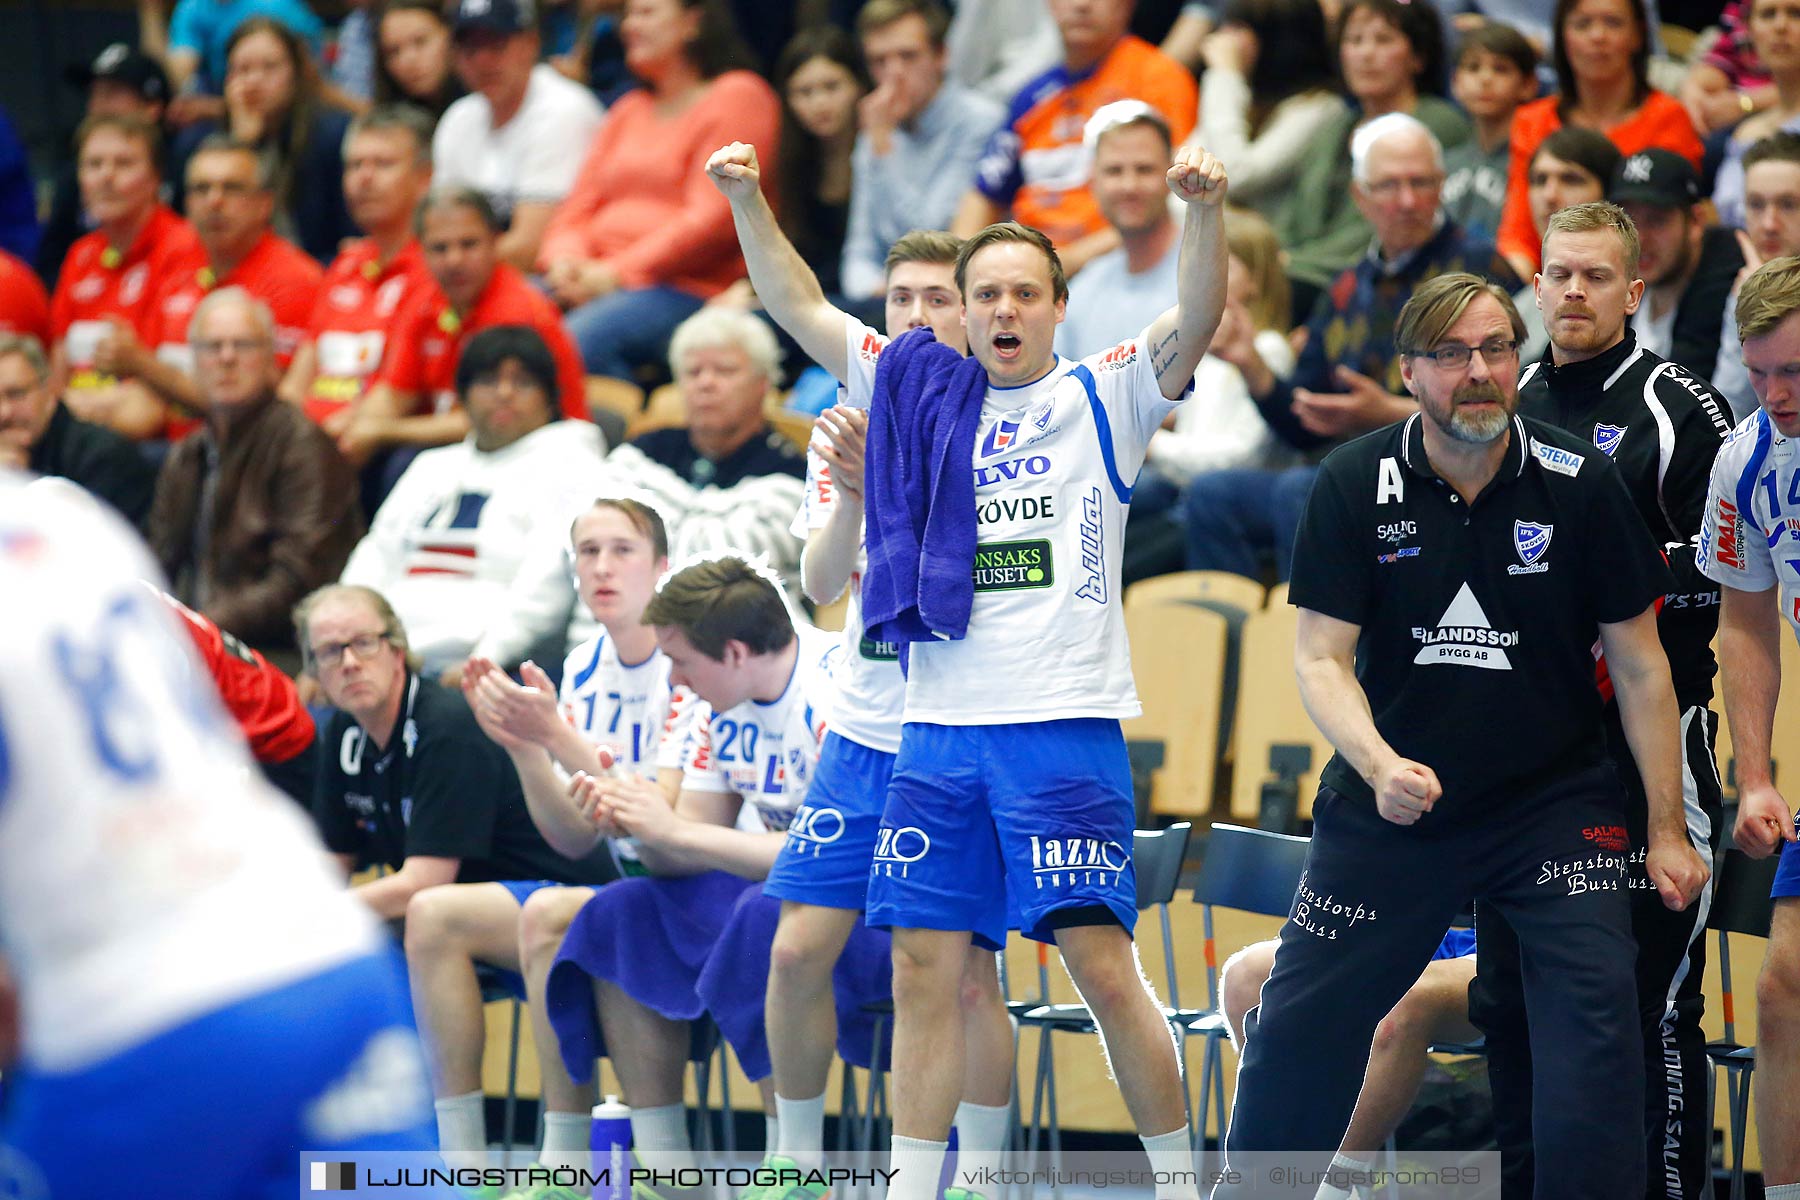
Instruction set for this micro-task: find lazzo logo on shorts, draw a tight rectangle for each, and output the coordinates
[873,826,931,877]
[1027,835,1127,889]
[784,803,846,856]
[973,539,1054,590]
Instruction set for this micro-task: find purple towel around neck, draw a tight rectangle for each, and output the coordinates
[861,327,988,651]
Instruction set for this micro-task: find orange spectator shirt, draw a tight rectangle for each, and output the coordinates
[300,239,431,426]
[49,206,204,399]
[375,262,588,421]
[0,250,49,342]
[1496,91,1703,272]
[537,70,782,299]
[149,231,324,439]
[971,36,1197,248]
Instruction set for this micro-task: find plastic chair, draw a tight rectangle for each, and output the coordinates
[1706,847,1780,1200]
[1184,823,1312,1150]
[1017,823,1196,1178]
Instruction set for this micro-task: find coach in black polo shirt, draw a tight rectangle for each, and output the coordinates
[299,583,610,917]
[1214,274,1709,1199]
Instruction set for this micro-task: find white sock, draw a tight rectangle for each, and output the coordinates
[775,1092,826,1168]
[889,1135,949,1200]
[1313,1153,1372,1200]
[434,1090,489,1171]
[764,1113,781,1157]
[1140,1126,1199,1200]
[539,1110,592,1174]
[1765,1186,1800,1200]
[952,1100,1011,1184]
[630,1102,693,1172]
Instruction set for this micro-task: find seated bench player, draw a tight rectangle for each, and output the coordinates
[423,496,694,1178]
[543,557,892,1196]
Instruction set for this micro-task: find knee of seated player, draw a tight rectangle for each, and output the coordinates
[1219,941,1278,1042]
[404,883,473,959]
[518,886,587,968]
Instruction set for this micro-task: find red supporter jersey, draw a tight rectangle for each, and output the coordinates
[376,262,588,421]
[50,206,205,397]
[150,231,324,439]
[0,250,50,343]
[301,239,431,426]
[161,591,316,765]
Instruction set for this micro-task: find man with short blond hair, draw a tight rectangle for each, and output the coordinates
[1475,198,1735,1200]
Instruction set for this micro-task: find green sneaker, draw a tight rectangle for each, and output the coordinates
[735,1156,829,1200]
[631,1178,713,1200]
[503,1184,591,1200]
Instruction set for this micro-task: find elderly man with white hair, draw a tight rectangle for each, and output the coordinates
[603,307,808,600]
[1180,111,1520,585]
[146,286,360,657]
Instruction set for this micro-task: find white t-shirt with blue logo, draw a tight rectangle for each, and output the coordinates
[1699,408,1800,643]
[681,624,838,831]
[904,330,1180,726]
[787,321,909,755]
[559,632,697,869]
[558,633,694,779]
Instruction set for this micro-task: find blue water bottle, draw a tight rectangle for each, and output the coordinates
[591,1095,632,1200]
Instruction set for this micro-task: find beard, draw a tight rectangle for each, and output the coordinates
[1431,380,1513,444]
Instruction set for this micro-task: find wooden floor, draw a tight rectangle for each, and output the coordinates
[483,900,1770,1168]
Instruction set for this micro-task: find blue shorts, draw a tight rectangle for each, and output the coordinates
[0,950,453,1200]
[1433,928,1477,960]
[545,871,753,1084]
[1775,819,1800,899]
[866,718,1138,951]
[695,885,893,1079]
[765,733,892,911]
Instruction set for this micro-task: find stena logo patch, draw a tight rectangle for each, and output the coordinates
[1592,424,1626,457]
[1509,520,1553,575]
[1531,439,1585,477]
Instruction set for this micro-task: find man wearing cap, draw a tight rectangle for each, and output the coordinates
[433,0,604,273]
[41,44,171,288]
[1610,147,1744,373]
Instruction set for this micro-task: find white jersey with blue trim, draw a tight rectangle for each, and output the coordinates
[681,624,838,831]
[0,475,378,1071]
[1698,407,1800,642]
[784,320,907,754]
[558,632,695,779]
[905,329,1180,725]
